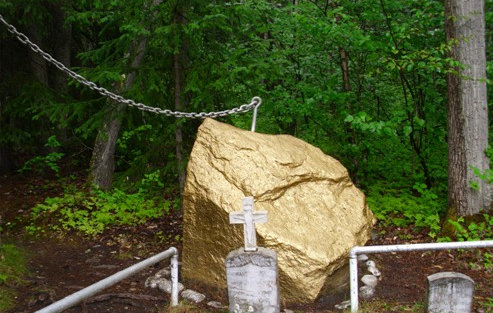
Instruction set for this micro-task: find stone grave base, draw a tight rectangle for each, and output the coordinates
[226,247,280,313]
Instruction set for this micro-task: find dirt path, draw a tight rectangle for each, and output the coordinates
[1,173,185,313]
[1,173,492,312]
[10,238,171,313]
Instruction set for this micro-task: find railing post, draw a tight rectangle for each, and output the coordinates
[170,248,179,307]
[250,97,262,132]
[35,247,179,313]
[349,251,359,313]
[348,240,493,312]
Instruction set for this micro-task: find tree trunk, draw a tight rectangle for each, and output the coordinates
[51,3,71,92]
[27,27,49,86]
[173,9,189,195]
[173,52,186,194]
[89,104,125,189]
[0,147,15,174]
[0,40,13,173]
[51,3,71,145]
[339,47,351,93]
[330,1,360,185]
[88,37,148,190]
[445,0,490,216]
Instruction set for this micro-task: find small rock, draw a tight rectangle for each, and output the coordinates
[366,260,375,268]
[357,254,368,263]
[361,274,378,288]
[145,276,158,288]
[85,256,100,264]
[368,266,381,277]
[207,301,225,309]
[144,276,156,288]
[370,230,379,241]
[155,268,171,278]
[145,277,184,293]
[181,289,206,303]
[28,298,38,307]
[93,264,119,270]
[158,279,185,294]
[359,285,375,300]
[27,291,55,307]
[334,300,351,310]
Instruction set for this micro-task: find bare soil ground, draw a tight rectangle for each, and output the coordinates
[1,172,492,313]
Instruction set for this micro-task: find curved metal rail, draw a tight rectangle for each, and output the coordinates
[349,240,493,312]
[35,247,179,313]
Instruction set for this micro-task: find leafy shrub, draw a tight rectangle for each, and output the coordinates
[27,171,172,236]
[19,135,64,174]
[366,182,445,238]
[437,213,493,270]
[445,214,493,242]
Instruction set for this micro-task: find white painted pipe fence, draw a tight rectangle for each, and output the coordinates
[349,240,493,312]
[35,247,179,313]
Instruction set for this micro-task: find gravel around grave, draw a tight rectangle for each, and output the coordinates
[1,173,492,313]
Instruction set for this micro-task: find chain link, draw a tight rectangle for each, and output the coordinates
[0,14,261,118]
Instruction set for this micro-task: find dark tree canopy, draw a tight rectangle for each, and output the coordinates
[0,0,491,226]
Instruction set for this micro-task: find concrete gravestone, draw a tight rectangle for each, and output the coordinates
[226,197,280,313]
[426,272,475,313]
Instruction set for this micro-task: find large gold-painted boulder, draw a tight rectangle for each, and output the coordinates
[182,118,375,303]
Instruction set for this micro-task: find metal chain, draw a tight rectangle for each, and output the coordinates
[0,14,261,118]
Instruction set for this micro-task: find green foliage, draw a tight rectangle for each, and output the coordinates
[445,214,493,242]
[0,243,27,311]
[367,182,445,238]
[19,136,64,174]
[0,0,489,237]
[116,124,154,169]
[27,172,172,236]
[481,297,493,311]
[439,214,493,270]
[0,244,26,283]
[470,164,493,190]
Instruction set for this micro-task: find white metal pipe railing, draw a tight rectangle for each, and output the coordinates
[349,240,493,312]
[35,247,179,313]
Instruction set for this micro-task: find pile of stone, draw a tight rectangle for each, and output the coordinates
[334,254,381,310]
[359,256,381,300]
[145,267,226,309]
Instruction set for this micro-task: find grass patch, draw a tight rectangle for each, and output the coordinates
[0,243,28,311]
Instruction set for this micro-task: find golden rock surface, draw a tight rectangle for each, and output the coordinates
[182,118,375,303]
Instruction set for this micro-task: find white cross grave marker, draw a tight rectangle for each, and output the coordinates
[229,196,267,252]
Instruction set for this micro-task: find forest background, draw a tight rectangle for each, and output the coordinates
[0,0,492,240]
